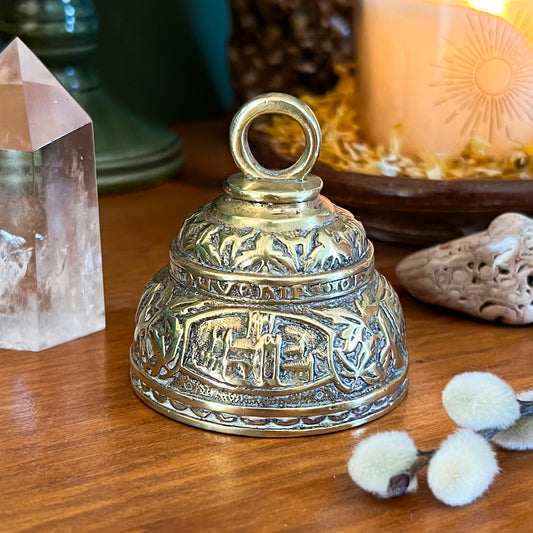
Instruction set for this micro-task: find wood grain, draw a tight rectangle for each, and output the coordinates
[0,122,531,532]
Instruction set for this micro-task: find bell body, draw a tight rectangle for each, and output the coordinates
[130,93,408,436]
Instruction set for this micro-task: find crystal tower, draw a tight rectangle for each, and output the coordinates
[0,38,105,351]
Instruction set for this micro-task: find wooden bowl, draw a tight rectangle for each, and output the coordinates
[251,135,533,245]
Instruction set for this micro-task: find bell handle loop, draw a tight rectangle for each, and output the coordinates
[229,93,322,182]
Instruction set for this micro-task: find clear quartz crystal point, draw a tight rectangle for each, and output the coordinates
[0,38,105,351]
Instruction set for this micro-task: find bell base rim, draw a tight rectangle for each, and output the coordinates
[131,372,408,437]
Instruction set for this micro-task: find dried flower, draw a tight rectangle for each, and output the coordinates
[347,431,419,498]
[427,429,499,506]
[259,64,533,180]
[442,372,520,431]
[492,390,533,451]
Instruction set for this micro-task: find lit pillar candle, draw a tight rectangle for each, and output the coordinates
[357,0,533,158]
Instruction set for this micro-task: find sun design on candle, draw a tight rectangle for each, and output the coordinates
[433,8,533,142]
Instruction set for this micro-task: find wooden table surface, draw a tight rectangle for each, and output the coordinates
[1,122,531,533]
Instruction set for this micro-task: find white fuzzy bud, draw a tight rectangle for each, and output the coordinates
[442,372,520,430]
[348,431,418,498]
[427,428,499,506]
[492,390,533,450]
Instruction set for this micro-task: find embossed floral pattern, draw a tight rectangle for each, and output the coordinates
[174,206,368,275]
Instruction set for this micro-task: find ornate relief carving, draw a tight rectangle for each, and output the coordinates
[131,371,408,435]
[130,93,408,436]
[182,309,331,391]
[174,205,368,276]
[130,266,408,435]
[314,274,406,393]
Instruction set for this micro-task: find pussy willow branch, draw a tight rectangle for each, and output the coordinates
[475,401,533,441]
[519,400,533,417]
[383,400,533,498]
[387,449,435,497]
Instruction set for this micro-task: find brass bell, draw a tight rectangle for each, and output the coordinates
[130,93,408,436]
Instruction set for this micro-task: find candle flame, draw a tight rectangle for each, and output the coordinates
[468,0,506,15]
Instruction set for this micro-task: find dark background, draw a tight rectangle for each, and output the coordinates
[92,0,233,124]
